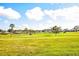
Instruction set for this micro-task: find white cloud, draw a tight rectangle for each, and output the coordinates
[0,6,21,20]
[26,6,79,22]
[44,6,79,21]
[25,6,79,29]
[44,6,79,29]
[25,7,45,21]
[25,6,79,30]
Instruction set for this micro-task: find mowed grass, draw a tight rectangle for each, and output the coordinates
[0,32,79,56]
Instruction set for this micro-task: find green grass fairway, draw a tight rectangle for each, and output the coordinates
[0,32,79,56]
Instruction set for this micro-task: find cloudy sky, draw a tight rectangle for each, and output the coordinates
[0,3,79,30]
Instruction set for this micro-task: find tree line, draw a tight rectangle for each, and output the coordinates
[0,24,79,35]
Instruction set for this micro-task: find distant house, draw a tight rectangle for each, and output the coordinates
[0,31,9,35]
[14,30,30,34]
[35,30,42,33]
[42,29,52,32]
[14,30,24,34]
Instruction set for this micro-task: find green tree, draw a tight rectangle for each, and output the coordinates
[0,29,3,32]
[73,25,79,32]
[51,26,61,34]
[63,28,68,33]
[23,28,28,34]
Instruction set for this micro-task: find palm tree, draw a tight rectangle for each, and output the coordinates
[10,24,15,30]
[9,24,15,33]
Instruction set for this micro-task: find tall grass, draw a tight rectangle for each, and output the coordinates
[0,32,79,56]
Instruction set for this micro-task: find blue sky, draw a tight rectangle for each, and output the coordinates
[0,3,79,30]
